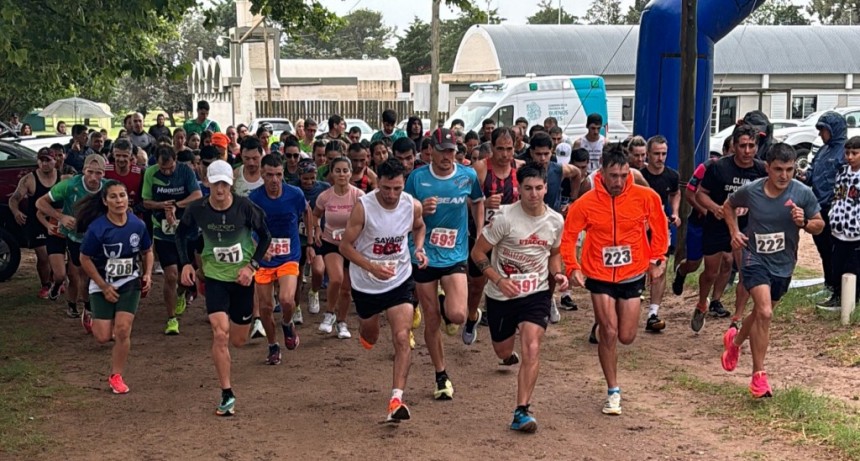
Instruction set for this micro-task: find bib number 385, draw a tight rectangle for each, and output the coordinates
[755,232,785,254]
[214,243,243,264]
[269,238,291,256]
[602,245,632,268]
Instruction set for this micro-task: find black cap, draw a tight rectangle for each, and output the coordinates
[428,128,458,151]
[199,145,219,162]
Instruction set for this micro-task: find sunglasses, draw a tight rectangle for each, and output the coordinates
[285,154,300,159]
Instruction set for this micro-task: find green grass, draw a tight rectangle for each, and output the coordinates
[0,289,75,455]
[824,331,860,368]
[670,370,860,460]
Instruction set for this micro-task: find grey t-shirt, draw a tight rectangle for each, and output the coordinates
[728,178,819,278]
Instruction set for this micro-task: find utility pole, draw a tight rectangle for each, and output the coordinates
[675,0,697,263]
[558,0,562,24]
[430,0,441,129]
[263,19,273,117]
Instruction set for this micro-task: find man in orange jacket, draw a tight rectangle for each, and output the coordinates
[560,143,669,416]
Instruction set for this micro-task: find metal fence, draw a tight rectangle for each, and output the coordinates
[255,100,447,129]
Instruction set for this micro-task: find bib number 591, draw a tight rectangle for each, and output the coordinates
[510,273,539,295]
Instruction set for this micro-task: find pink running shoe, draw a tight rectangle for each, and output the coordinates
[749,371,773,399]
[109,374,130,394]
[721,326,740,372]
[38,286,50,299]
[82,309,93,335]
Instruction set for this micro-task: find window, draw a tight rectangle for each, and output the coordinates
[718,96,737,132]
[621,97,634,122]
[492,105,514,128]
[791,96,817,119]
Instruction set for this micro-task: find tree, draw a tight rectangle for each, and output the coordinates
[585,0,622,25]
[748,0,811,25]
[527,0,579,24]
[806,0,858,24]
[394,18,432,90]
[282,8,394,59]
[622,0,649,25]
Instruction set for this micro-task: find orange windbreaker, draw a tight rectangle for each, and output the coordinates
[560,171,669,283]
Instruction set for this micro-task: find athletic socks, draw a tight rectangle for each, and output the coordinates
[608,387,621,396]
[648,304,659,317]
[221,388,234,400]
[391,388,403,401]
[435,370,448,383]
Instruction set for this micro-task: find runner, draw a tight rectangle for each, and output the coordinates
[693,125,767,332]
[296,160,330,318]
[176,160,271,416]
[312,157,364,338]
[470,164,566,433]
[142,145,202,335]
[573,113,606,174]
[10,147,59,298]
[250,155,308,365]
[77,180,153,394]
[404,128,484,398]
[720,143,823,398]
[36,154,108,329]
[348,142,377,193]
[560,144,669,415]
[104,138,143,213]
[339,158,427,422]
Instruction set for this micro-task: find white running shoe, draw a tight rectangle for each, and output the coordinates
[153,261,164,275]
[250,318,266,339]
[549,298,561,324]
[336,321,351,339]
[319,312,336,333]
[308,290,320,314]
[602,393,622,415]
[292,307,304,325]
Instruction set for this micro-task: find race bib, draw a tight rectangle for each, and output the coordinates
[161,219,178,236]
[213,243,243,264]
[602,245,632,268]
[429,228,458,249]
[484,208,500,225]
[298,221,306,236]
[105,258,134,278]
[269,238,291,256]
[332,228,345,241]
[510,272,540,295]
[369,259,397,282]
[755,232,785,254]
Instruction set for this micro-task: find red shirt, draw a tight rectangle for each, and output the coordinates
[105,164,143,209]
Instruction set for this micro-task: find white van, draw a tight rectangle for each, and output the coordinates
[446,75,608,135]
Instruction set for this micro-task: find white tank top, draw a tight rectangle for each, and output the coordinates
[349,190,414,294]
[233,165,264,197]
[579,135,605,174]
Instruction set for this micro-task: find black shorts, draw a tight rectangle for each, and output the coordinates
[46,235,67,256]
[155,239,195,268]
[204,278,255,325]
[67,240,82,267]
[26,221,48,248]
[352,277,415,320]
[485,290,552,342]
[413,261,467,284]
[467,236,490,277]
[740,264,791,302]
[318,240,349,268]
[585,276,646,300]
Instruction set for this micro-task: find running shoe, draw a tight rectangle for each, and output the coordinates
[273,302,281,314]
[560,294,578,311]
[602,393,622,415]
[308,290,320,314]
[108,374,130,394]
[336,321,351,339]
[49,283,63,301]
[153,261,164,275]
[67,303,80,318]
[440,296,459,336]
[479,309,489,326]
[690,307,706,333]
[462,309,482,345]
[671,268,686,296]
[81,309,93,334]
[387,398,411,422]
[816,296,841,312]
[408,330,415,350]
[174,293,187,316]
[721,326,740,372]
[38,286,50,299]
[549,298,561,324]
[250,318,266,339]
[266,343,282,365]
[749,371,773,399]
[164,317,180,335]
[216,393,236,416]
[645,314,666,332]
[589,323,599,344]
[360,334,374,350]
[412,306,422,330]
[292,307,304,325]
[510,407,537,433]
[319,312,336,333]
[500,352,520,366]
[708,299,730,318]
[434,377,454,400]
[283,323,300,350]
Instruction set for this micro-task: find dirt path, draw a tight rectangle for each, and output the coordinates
[11,240,849,461]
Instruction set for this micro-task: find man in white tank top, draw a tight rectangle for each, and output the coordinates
[233,137,264,198]
[573,113,606,174]
[339,158,428,424]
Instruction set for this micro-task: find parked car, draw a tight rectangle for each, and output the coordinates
[770,107,860,171]
[0,141,38,281]
[248,118,294,139]
[345,118,374,142]
[564,120,632,144]
[808,126,860,165]
[0,120,70,152]
[709,118,799,155]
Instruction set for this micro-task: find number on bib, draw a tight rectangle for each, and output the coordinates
[105,258,134,278]
[213,243,243,264]
[484,208,498,225]
[161,219,177,236]
[602,245,632,268]
[755,232,785,254]
[510,273,540,295]
[429,228,458,249]
[298,221,306,236]
[269,238,291,256]
[332,228,345,241]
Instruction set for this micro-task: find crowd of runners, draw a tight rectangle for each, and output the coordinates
[9,100,860,432]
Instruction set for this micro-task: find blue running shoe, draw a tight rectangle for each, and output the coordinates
[216,393,236,416]
[510,407,537,433]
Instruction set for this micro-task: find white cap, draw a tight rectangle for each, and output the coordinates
[207,160,234,186]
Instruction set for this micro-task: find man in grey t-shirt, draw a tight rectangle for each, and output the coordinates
[720,143,824,400]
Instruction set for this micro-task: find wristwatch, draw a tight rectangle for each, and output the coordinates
[248,259,260,271]
[798,217,809,229]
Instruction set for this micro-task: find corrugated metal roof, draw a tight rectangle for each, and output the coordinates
[463,24,860,76]
[278,57,402,81]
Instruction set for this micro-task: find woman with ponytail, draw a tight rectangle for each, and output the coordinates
[77,180,153,394]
